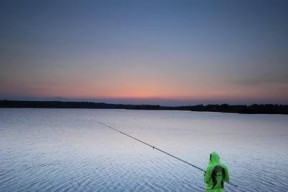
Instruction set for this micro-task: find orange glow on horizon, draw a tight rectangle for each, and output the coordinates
[2,75,287,103]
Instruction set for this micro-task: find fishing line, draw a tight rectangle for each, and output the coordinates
[96,120,238,188]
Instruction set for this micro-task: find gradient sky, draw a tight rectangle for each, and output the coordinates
[0,0,288,105]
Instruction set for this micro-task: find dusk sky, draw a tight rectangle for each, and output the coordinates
[1,0,288,105]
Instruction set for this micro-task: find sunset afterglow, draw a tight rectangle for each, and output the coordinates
[1,0,287,105]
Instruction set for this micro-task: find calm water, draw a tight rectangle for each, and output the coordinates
[0,109,287,192]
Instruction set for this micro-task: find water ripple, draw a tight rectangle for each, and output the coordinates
[1,109,288,192]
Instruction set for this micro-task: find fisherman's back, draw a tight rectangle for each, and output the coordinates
[204,152,229,192]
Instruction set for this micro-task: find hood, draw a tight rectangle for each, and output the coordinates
[209,151,220,165]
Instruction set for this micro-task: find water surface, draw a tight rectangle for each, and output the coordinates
[0,109,287,191]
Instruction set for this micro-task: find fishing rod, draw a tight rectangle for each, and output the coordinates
[96,120,238,188]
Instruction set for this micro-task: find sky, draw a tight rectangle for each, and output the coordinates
[0,0,288,106]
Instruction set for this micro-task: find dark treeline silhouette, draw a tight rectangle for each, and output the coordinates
[0,100,161,110]
[0,100,287,114]
[164,104,288,114]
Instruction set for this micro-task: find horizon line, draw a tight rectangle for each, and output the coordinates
[1,99,287,107]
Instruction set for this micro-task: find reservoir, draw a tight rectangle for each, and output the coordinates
[0,109,287,192]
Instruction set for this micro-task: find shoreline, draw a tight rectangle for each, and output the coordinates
[1,100,287,115]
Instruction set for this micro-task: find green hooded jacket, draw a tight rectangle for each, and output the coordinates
[204,152,229,192]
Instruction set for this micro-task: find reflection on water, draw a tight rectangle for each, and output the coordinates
[0,109,288,192]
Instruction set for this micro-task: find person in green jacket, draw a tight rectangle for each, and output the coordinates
[204,152,229,192]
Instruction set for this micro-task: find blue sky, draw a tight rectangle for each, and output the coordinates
[0,0,288,105]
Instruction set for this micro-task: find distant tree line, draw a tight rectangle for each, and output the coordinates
[0,100,161,110]
[0,100,287,114]
[164,104,288,114]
